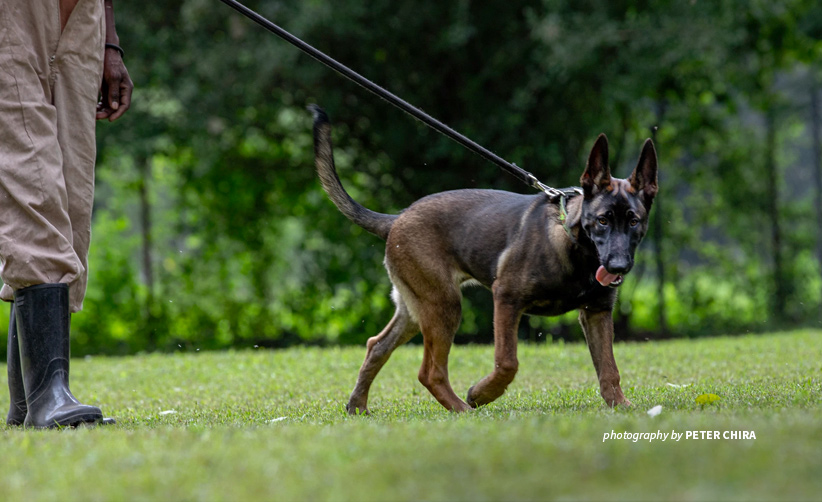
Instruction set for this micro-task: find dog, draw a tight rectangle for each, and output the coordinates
[309,105,658,413]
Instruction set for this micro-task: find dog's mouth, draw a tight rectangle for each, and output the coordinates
[595,266,624,288]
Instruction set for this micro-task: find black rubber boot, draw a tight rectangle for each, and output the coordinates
[14,283,104,428]
[6,303,27,425]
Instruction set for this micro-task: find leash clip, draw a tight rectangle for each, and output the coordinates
[524,172,584,242]
[532,180,583,242]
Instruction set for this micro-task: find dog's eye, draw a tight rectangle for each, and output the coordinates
[597,217,608,226]
[629,218,639,227]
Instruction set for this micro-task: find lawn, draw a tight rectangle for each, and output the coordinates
[0,330,820,501]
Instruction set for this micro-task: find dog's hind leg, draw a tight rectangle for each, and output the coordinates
[416,293,472,412]
[346,296,419,415]
[578,308,631,408]
[466,287,522,408]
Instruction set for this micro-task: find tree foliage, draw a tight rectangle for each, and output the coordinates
[3,0,820,355]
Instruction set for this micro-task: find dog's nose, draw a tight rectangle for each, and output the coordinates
[605,257,632,275]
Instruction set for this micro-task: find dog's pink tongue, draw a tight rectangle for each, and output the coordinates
[596,266,619,287]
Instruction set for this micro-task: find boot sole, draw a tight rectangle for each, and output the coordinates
[27,411,107,429]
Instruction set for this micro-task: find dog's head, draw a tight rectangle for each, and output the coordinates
[578,134,658,287]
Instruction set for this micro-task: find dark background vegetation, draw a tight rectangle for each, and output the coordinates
[6,0,822,355]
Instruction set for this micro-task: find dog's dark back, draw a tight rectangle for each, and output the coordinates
[310,106,657,317]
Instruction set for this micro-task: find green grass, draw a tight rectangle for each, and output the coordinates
[1,330,820,501]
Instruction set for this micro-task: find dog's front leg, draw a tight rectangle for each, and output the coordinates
[466,290,522,408]
[578,308,631,407]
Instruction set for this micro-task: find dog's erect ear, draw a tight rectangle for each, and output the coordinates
[580,134,611,196]
[629,139,658,207]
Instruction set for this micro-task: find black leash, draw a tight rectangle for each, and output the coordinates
[217,0,581,199]
[217,0,529,185]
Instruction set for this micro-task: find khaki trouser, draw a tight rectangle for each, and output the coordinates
[0,0,105,312]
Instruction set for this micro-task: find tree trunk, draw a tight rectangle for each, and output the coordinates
[765,107,786,320]
[651,101,667,335]
[138,156,156,348]
[810,71,822,319]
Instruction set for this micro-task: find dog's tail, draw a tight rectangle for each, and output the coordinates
[309,105,397,240]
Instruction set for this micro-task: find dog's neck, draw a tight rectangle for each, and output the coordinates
[560,195,590,247]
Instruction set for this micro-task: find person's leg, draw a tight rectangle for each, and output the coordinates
[53,0,106,312]
[1,0,111,427]
[0,0,85,300]
[1,0,81,426]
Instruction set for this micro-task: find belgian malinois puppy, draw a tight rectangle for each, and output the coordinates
[309,105,658,413]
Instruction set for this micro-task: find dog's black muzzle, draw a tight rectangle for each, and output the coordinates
[604,256,633,276]
[599,255,634,288]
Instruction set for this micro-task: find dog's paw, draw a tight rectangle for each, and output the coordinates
[600,383,630,408]
[465,385,480,409]
[605,397,632,409]
[345,402,370,416]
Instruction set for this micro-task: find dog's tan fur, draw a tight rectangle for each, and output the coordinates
[309,106,658,413]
